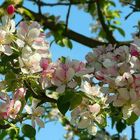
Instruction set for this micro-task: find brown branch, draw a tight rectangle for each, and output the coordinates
[18,6,133,47]
[0,124,10,129]
[27,0,95,7]
[17,6,108,48]
[37,0,42,14]
[0,114,27,129]
[65,3,72,31]
[131,124,135,140]
[0,1,132,48]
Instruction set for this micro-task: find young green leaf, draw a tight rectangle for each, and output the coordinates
[22,124,36,138]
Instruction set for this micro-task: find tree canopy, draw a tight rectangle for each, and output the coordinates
[0,0,140,140]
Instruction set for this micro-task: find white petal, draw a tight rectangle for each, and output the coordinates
[117,88,129,101]
[103,59,115,68]
[66,68,75,81]
[88,103,100,115]
[129,89,137,102]
[16,39,25,48]
[31,117,36,128]
[25,105,32,114]
[56,85,66,93]
[1,16,8,26]
[32,98,40,109]
[28,28,40,40]
[10,20,15,32]
[78,117,91,129]
[87,125,97,136]
[34,107,45,116]
[113,99,125,107]
[35,117,45,128]
[14,100,21,113]
[122,106,132,119]
[3,45,13,56]
[67,81,77,88]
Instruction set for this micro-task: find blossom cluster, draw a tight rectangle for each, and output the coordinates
[86,37,140,119]
[40,58,93,93]
[0,11,97,132]
[0,5,139,139]
[0,14,49,128]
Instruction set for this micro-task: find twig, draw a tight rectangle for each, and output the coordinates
[20,6,133,47]
[27,0,95,7]
[65,3,72,32]
[125,6,140,20]
[8,3,132,48]
[38,0,42,14]
[17,6,108,48]
[0,114,27,129]
[131,124,135,140]
[96,1,117,44]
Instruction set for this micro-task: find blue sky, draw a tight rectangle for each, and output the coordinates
[1,0,140,139]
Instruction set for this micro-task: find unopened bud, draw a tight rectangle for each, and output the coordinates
[7,4,15,15]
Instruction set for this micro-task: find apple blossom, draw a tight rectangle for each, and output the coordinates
[25,99,45,128]
[14,87,26,100]
[7,100,21,119]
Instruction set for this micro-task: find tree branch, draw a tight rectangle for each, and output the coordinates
[37,0,42,14]
[96,1,117,44]
[0,1,132,49]
[131,124,135,140]
[27,0,95,7]
[0,114,27,129]
[65,3,72,31]
[17,6,108,48]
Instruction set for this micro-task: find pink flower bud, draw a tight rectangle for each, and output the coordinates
[7,4,15,15]
[131,49,139,56]
[40,58,49,70]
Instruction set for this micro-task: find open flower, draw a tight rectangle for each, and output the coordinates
[81,80,101,97]
[19,46,42,73]
[14,87,26,100]
[7,100,21,119]
[25,99,45,128]
[17,21,40,45]
[0,15,15,55]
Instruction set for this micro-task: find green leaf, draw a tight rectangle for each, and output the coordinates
[57,92,82,115]
[135,0,140,8]
[57,40,64,47]
[126,112,138,125]
[17,8,34,20]
[22,124,36,138]
[0,130,7,139]
[57,95,70,115]
[59,56,66,63]
[109,1,116,7]
[113,20,121,25]
[111,117,116,129]
[116,120,126,133]
[111,25,125,37]
[70,94,82,110]
[62,38,73,49]
[116,27,125,37]
[8,129,17,138]
[5,71,18,91]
